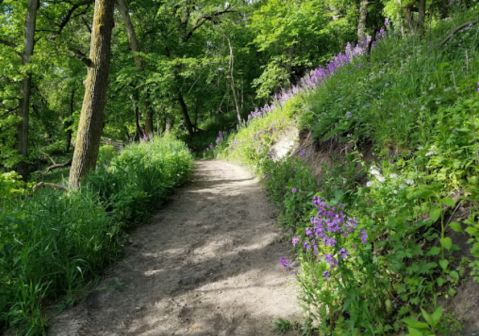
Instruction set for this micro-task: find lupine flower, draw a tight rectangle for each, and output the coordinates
[338,248,349,259]
[360,229,368,244]
[323,270,330,280]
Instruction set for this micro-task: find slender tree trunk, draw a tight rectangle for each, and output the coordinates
[17,0,39,181]
[417,0,426,34]
[117,0,154,138]
[69,0,115,188]
[177,91,194,137]
[224,33,241,123]
[116,0,141,68]
[357,0,368,40]
[65,88,75,153]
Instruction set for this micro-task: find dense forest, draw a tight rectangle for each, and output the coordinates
[2,0,479,335]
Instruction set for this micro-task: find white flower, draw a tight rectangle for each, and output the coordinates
[399,184,406,189]
[418,146,424,150]
[371,168,380,176]
[393,190,398,194]
[425,151,436,157]
[377,176,386,182]
[366,181,374,187]
[390,173,398,178]
[405,179,414,185]
[421,106,426,110]
[430,145,436,149]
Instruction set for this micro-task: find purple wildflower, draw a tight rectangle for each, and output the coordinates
[292,188,297,193]
[338,248,349,259]
[292,236,300,246]
[323,270,330,280]
[360,229,368,244]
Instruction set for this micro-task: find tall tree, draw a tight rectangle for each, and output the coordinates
[17,0,39,180]
[116,0,154,138]
[358,0,368,39]
[69,0,115,188]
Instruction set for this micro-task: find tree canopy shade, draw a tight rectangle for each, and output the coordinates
[0,0,458,184]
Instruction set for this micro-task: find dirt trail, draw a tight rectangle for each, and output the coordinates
[49,160,301,336]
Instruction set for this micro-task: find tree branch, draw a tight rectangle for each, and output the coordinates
[439,18,479,46]
[58,0,94,35]
[0,38,22,57]
[185,5,235,42]
[67,47,93,67]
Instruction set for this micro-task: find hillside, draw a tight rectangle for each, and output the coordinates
[207,6,479,336]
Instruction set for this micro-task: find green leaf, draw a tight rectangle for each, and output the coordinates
[403,318,429,329]
[421,308,433,326]
[449,222,462,232]
[441,197,455,207]
[449,270,459,281]
[406,327,424,336]
[426,246,441,256]
[430,206,441,222]
[437,277,445,286]
[431,306,443,325]
[448,288,457,296]
[440,237,452,251]
[439,259,449,270]
[465,227,479,236]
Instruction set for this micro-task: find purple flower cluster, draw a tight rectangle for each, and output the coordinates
[244,23,391,125]
[280,257,299,275]
[206,130,228,152]
[283,195,369,280]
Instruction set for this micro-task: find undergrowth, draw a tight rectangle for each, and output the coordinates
[211,5,479,335]
[0,135,193,335]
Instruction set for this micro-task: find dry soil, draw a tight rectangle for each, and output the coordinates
[48,160,301,336]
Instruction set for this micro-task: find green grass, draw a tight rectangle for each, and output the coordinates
[0,135,193,335]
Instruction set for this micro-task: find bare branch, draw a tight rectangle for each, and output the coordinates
[439,18,479,46]
[185,5,235,42]
[58,0,94,35]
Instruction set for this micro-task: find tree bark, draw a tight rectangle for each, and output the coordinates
[116,0,141,68]
[357,0,368,40]
[116,0,154,139]
[69,0,115,189]
[417,0,426,34]
[224,33,241,123]
[65,88,75,153]
[17,0,39,181]
[177,91,194,137]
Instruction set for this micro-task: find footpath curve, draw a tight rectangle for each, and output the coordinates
[49,160,300,336]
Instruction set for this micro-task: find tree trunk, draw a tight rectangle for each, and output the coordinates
[224,33,241,123]
[69,0,115,189]
[177,91,194,137]
[357,0,368,40]
[17,0,39,181]
[117,0,154,139]
[65,88,75,153]
[144,108,154,137]
[116,0,141,68]
[417,0,426,34]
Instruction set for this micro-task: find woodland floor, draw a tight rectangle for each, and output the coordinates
[48,160,301,336]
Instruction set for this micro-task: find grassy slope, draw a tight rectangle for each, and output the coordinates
[212,6,479,335]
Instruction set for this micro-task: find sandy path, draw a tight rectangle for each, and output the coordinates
[49,160,301,336]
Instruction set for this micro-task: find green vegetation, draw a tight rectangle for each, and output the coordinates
[0,136,193,335]
[214,5,479,335]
